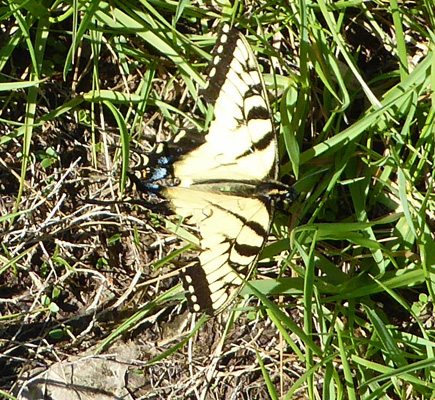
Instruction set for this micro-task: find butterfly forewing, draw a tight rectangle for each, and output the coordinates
[173,25,276,185]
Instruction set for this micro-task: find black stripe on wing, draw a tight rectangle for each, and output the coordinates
[237,130,275,161]
[201,25,241,104]
[246,104,270,121]
[212,201,270,238]
[233,242,263,258]
[211,201,271,273]
[182,262,215,314]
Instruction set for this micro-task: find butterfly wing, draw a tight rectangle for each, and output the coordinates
[165,187,272,313]
[173,24,277,185]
